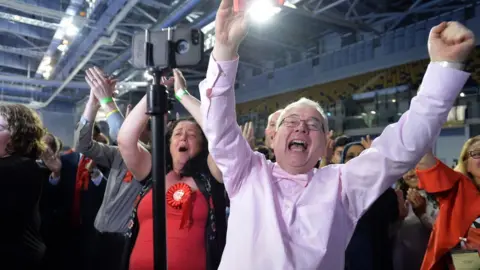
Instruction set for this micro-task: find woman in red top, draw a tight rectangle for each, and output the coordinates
[416,136,480,270]
[118,70,227,270]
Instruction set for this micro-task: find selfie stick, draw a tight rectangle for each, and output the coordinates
[144,28,174,270]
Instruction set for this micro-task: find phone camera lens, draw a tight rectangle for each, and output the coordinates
[176,40,189,54]
[191,30,200,45]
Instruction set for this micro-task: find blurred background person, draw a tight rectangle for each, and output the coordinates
[0,104,47,268]
[393,166,438,270]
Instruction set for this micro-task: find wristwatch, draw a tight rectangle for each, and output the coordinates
[434,61,465,70]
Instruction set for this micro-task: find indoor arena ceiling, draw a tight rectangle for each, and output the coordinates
[0,0,474,108]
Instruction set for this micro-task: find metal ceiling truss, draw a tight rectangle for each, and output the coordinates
[0,0,84,22]
[140,0,171,10]
[133,6,158,23]
[0,12,59,30]
[0,45,43,59]
[0,0,470,107]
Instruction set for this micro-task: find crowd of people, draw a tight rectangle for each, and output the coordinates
[0,1,479,269]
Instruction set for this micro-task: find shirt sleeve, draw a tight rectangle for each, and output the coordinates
[90,169,104,186]
[48,174,60,186]
[74,116,119,168]
[339,63,470,223]
[199,55,255,197]
[417,159,464,193]
[106,111,124,143]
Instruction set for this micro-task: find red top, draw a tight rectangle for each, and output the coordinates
[129,188,208,270]
[72,155,91,226]
[417,160,480,270]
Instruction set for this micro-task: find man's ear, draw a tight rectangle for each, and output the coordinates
[270,130,277,148]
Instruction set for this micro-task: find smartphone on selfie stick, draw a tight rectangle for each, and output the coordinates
[131,27,204,270]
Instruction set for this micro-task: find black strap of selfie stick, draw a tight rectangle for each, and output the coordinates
[144,28,171,270]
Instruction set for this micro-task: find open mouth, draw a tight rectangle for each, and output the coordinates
[288,140,308,152]
[178,146,188,152]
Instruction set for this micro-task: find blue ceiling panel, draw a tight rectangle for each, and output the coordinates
[0,73,89,89]
[192,10,215,29]
[55,0,130,80]
[0,51,39,70]
[0,87,73,102]
[0,19,53,41]
[38,0,95,78]
[22,0,62,10]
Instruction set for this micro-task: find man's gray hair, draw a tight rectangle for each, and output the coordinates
[276,97,329,133]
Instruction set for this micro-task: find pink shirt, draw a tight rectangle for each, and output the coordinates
[199,56,470,270]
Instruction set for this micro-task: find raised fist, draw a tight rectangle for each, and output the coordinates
[428,21,475,63]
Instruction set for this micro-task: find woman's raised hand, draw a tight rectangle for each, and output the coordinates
[85,67,117,101]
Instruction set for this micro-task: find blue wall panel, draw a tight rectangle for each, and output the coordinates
[384,32,394,55]
[405,25,415,49]
[357,41,365,62]
[414,21,427,47]
[348,45,357,65]
[394,28,405,53]
[452,9,465,22]
[365,40,374,60]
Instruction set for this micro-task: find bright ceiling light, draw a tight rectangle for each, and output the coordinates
[44,56,52,65]
[57,43,68,52]
[42,72,51,79]
[59,17,78,37]
[65,25,79,37]
[60,17,73,28]
[53,30,65,40]
[248,1,282,23]
[44,65,53,73]
[460,92,465,97]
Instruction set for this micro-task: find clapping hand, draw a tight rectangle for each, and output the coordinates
[428,21,475,63]
[241,121,255,149]
[41,148,61,174]
[406,188,427,217]
[361,135,372,149]
[85,67,117,104]
[161,69,186,94]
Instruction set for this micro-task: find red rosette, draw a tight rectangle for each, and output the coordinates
[167,183,194,229]
[166,183,192,209]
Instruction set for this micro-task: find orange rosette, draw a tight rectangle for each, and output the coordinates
[166,183,194,229]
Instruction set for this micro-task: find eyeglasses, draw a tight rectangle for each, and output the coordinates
[279,116,324,132]
[468,150,480,159]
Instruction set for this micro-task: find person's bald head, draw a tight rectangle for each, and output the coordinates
[264,109,282,149]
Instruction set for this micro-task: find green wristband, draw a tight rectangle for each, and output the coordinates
[100,97,113,105]
[175,89,189,101]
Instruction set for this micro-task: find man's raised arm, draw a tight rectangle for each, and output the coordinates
[339,22,474,222]
[199,0,252,197]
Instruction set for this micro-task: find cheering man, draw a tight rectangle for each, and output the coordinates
[200,0,475,268]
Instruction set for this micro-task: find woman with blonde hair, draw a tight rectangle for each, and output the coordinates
[416,136,480,269]
[0,104,47,268]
